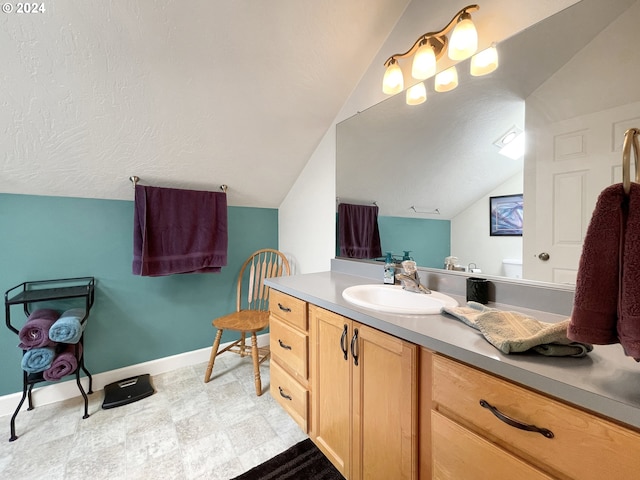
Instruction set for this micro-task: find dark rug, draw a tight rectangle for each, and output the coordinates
[231,438,345,480]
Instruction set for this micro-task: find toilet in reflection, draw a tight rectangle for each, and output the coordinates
[502,259,523,279]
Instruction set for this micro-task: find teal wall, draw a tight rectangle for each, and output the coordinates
[378,216,450,268]
[0,194,278,396]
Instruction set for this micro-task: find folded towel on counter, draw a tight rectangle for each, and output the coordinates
[43,344,81,381]
[21,347,56,373]
[442,304,592,357]
[48,308,86,344]
[18,309,60,349]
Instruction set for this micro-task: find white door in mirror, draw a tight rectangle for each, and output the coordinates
[342,285,458,315]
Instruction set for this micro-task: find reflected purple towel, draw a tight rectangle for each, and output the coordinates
[338,203,382,259]
[43,344,82,381]
[18,309,60,349]
[132,185,228,276]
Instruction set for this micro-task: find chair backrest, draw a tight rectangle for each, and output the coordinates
[236,249,291,312]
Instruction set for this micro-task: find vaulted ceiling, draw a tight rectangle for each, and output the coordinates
[0,0,410,206]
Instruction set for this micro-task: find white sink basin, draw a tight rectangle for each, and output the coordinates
[342,284,458,315]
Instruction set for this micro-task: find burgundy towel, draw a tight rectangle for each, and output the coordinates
[568,184,625,345]
[338,203,382,259]
[18,309,60,349]
[43,343,82,381]
[619,183,640,360]
[133,184,228,276]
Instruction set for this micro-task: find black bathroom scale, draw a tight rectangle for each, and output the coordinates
[102,373,154,409]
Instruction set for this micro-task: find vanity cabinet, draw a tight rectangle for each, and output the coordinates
[430,354,640,480]
[268,290,309,432]
[309,305,418,480]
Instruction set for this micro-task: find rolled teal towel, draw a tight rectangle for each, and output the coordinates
[49,308,86,344]
[21,347,56,373]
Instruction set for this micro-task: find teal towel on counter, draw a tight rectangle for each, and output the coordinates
[21,347,56,373]
[49,308,86,344]
[442,303,593,357]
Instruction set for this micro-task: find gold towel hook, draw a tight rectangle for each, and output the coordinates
[622,128,640,195]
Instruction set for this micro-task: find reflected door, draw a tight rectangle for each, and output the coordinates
[528,101,640,283]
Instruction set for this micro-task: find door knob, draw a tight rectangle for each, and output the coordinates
[538,252,550,261]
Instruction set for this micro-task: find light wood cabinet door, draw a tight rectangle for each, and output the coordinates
[352,323,418,480]
[310,305,352,478]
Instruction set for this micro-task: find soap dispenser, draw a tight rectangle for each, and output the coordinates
[384,252,396,285]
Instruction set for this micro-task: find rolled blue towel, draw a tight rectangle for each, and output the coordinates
[21,347,56,374]
[48,308,86,344]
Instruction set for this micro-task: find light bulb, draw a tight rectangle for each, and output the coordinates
[448,14,478,60]
[406,82,427,105]
[470,44,499,76]
[434,66,458,92]
[411,42,436,80]
[382,60,404,95]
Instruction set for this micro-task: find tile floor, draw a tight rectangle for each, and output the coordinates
[0,356,307,479]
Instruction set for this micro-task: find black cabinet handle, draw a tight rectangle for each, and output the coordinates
[278,339,292,350]
[278,303,291,313]
[340,324,348,360]
[278,386,292,401]
[479,399,554,439]
[351,328,359,366]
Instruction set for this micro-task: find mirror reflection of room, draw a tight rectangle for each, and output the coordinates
[336,0,640,284]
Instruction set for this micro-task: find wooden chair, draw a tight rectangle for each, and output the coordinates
[204,248,291,395]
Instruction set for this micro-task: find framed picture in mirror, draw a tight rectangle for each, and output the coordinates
[490,194,523,236]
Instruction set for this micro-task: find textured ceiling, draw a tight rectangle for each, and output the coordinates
[0,0,409,206]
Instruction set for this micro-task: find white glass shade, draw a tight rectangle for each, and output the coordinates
[434,66,458,92]
[411,42,437,80]
[448,16,478,60]
[382,61,404,94]
[406,82,427,105]
[470,44,499,76]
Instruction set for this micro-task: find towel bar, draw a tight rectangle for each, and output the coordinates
[128,176,228,193]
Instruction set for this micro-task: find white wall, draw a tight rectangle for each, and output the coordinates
[279,0,579,273]
[451,172,523,276]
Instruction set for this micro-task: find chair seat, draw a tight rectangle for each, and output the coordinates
[212,310,269,333]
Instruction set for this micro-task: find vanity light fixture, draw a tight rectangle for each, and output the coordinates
[382,4,499,105]
[406,82,427,105]
[470,43,499,76]
[382,5,479,96]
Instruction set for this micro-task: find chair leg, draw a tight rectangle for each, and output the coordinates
[204,329,223,383]
[250,333,262,396]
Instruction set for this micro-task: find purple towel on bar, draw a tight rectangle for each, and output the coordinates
[133,184,228,276]
[18,309,60,349]
[338,203,382,259]
[43,343,82,381]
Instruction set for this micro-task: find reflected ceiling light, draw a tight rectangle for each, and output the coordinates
[382,5,486,105]
[470,43,499,76]
[494,126,525,159]
[434,66,459,92]
[406,82,427,105]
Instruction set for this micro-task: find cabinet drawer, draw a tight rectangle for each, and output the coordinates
[270,360,308,432]
[269,290,308,332]
[433,354,640,480]
[432,411,553,480]
[270,316,308,381]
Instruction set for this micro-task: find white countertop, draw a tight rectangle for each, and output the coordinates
[266,271,640,430]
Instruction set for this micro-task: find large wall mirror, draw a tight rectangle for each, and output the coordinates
[337,0,640,284]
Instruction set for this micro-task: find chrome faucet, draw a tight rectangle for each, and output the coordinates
[395,260,431,294]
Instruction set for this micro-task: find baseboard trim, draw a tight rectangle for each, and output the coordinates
[0,333,270,417]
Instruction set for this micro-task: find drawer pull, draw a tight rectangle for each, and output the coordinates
[340,324,348,360]
[480,399,554,439]
[351,328,359,366]
[278,339,292,350]
[278,386,292,401]
[278,303,292,313]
